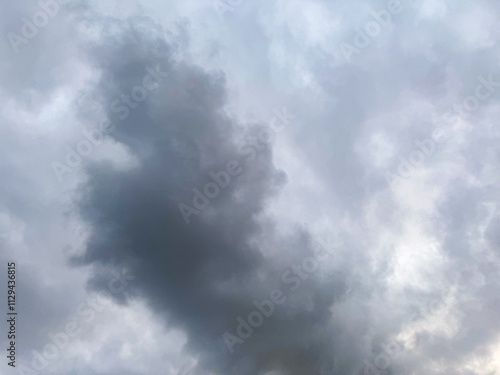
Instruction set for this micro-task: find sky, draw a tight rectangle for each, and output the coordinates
[1,0,500,374]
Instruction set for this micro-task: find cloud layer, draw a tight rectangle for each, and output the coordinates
[1,1,500,375]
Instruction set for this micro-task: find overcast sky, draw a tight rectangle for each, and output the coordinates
[1,0,500,374]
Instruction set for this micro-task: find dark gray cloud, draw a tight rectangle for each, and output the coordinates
[71,14,352,375]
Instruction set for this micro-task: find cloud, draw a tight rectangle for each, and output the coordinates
[69,12,348,375]
[1,1,500,375]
